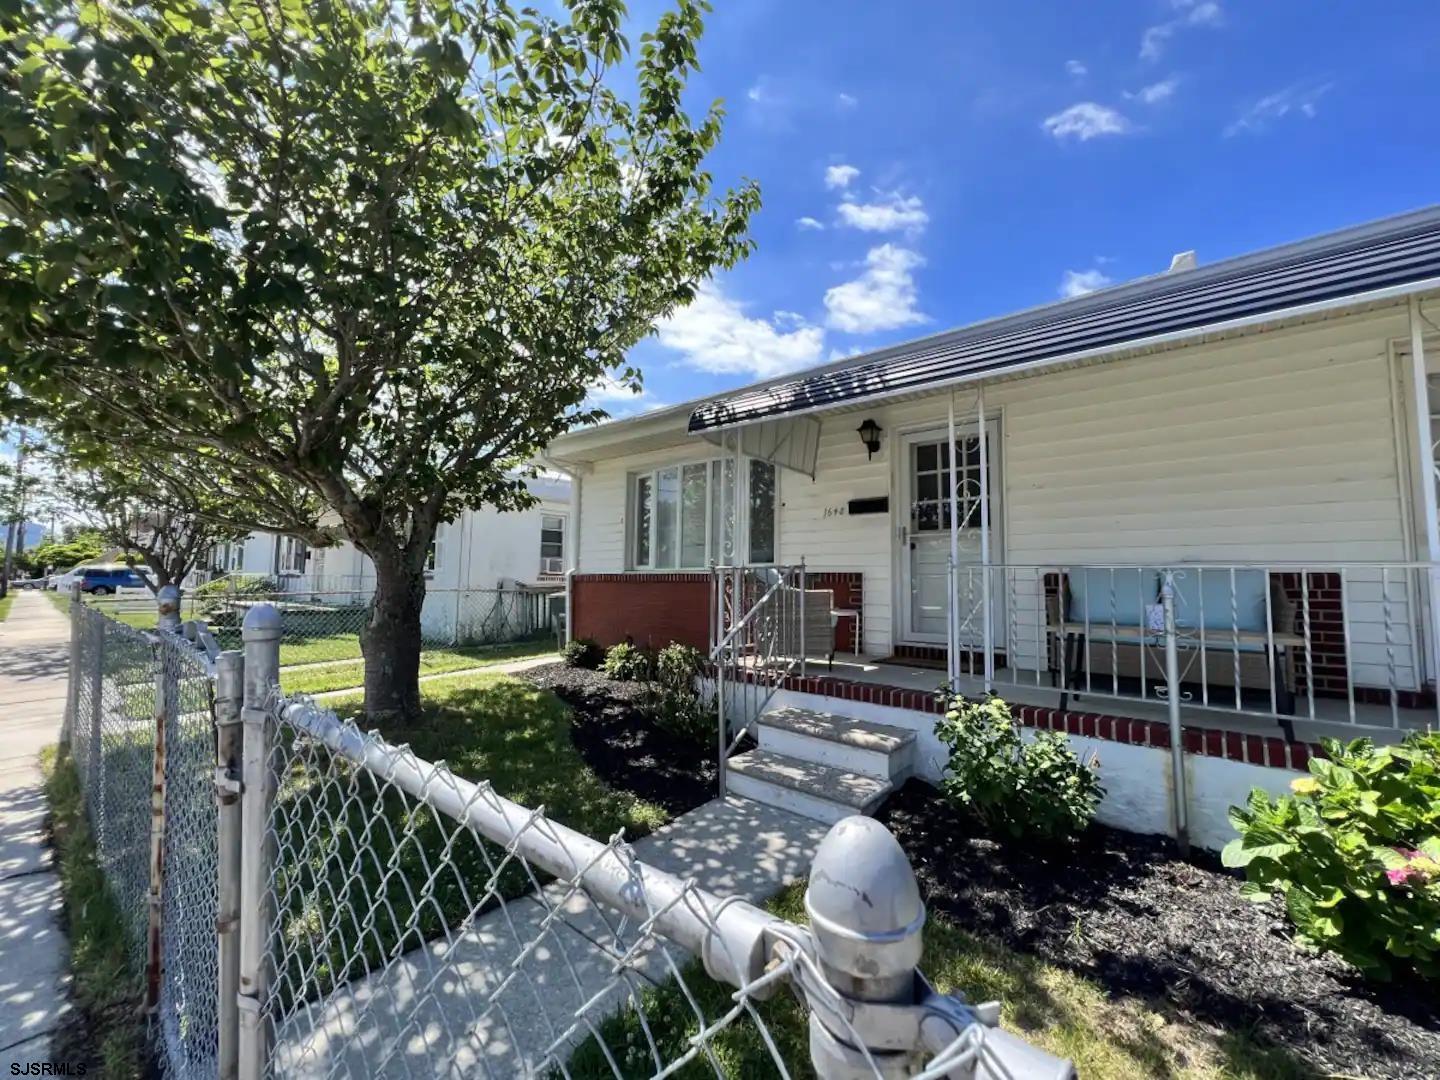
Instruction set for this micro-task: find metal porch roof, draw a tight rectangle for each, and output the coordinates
[688,205,1440,433]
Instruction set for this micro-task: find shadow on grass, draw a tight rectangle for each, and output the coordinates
[41,745,147,1078]
[564,882,1316,1080]
[266,674,669,1017]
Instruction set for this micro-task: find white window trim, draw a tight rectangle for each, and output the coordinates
[539,512,567,575]
[627,455,778,571]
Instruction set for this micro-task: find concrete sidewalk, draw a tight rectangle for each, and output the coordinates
[274,795,830,1077]
[0,592,72,1069]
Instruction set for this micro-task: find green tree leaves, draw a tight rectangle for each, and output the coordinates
[1,0,755,717]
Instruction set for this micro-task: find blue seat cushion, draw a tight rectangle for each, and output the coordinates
[1171,569,1268,634]
[1068,568,1159,630]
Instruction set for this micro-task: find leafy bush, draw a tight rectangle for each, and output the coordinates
[600,642,654,682]
[195,574,278,598]
[934,693,1103,842]
[654,644,705,692]
[561,637,604,669]
[1223,732,1440,980]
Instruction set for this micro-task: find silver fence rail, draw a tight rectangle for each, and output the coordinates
[943,560,1440,735]
[234,604,1073,1079]
[62,594,1075,1078]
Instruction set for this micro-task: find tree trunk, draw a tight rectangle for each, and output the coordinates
[362,554,428,724]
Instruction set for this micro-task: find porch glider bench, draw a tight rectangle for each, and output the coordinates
[1050,568,1303,718]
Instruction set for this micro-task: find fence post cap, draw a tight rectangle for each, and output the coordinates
[241,602,283,638]
[804,816,925,982]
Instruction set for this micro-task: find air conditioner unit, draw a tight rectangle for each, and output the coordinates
[541,557,564,575]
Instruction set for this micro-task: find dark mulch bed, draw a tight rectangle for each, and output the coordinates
[877,779,1440,1080]
[524,662,717,817]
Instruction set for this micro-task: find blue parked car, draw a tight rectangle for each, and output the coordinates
[78,566,151,595]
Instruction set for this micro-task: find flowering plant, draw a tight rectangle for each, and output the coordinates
[1224,731,1440,980]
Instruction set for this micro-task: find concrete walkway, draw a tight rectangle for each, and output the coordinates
[275,795,830,1077]
[0,592,72,1069]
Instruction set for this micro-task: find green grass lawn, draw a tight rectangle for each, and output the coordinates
[279,640,557,695]
[565,882,1312,1080]
[0,591,13,621]
[41,746,147,1078]
[269,672,667,1010]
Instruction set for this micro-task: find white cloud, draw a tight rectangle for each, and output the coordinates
[1224,80,1332,136]
[1059,268,1113,299]
[1065,59,1088,77]
[1042,102,1132,141]
[745,83,764,102]
[656,283,825,378]
[795,216,825,231]
[824,163,860,190]
[1142,0,1223,60]
[1130,76,1179,104]
[836,191,929,234]
[837,92,858,108]
[824,245,927,334]
[585,376,667,418]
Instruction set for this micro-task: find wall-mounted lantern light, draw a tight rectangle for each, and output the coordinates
[856,418,883,460]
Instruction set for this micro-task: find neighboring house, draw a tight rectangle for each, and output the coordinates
[545,205,1440,847]
[203,476,571,641]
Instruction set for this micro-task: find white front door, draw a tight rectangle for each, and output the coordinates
[900,423,1002,644]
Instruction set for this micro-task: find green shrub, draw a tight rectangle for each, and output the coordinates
[195,574,278,599]
[561,637,604,669]
[600,642,654,682]
[934,693,1103,842]
[654,643,705,691]
[642,685,715,745]
[1223,732,1440,980]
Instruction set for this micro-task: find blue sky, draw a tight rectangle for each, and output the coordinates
[593,0,1440,416]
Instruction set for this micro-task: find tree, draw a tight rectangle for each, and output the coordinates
[30,531,106,575]
[50,430,333,591]
[1,0,757,720]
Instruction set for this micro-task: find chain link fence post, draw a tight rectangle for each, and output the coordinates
[157,583,182,634]
[62,581,82,743]
[86,599,105,802]
[214,649,245,1080]
[237,604,281,1080]
[802,817,1075,1079]
[145,608,180,1013]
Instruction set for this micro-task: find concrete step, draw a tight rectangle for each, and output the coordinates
[757,706,916,780]
[725,749,892,825]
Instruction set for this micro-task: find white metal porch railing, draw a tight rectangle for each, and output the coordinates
[709,563,810,795]
[944,560,1440,736]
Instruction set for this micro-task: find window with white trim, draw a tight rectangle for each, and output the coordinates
[277,535,308,575]
[629,457,776,568]
[539,513,566,574]
[426,522,450,575]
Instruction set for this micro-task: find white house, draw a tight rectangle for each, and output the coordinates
[206,475,571,642]
[209,474,571,593]
[545,205,1440,847]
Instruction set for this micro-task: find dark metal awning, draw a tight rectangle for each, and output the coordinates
[689,206,1440,433]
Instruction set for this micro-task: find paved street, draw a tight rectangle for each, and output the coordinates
[0,592,72,1068]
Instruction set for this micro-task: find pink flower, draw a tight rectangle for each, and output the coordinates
[1386,848,1436,888]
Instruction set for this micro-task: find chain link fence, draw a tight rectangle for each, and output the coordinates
[66,599,224,1078]
[179,580,559,664]
[63,597,1072,1079]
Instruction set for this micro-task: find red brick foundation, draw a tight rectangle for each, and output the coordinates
[570,573,713,650]
[571,570,866,655]
[772,670,1323,772]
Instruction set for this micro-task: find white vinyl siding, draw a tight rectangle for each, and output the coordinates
[574,305,1417,676]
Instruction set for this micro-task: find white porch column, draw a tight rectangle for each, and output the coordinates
[1407,296,1440,699]
[946,393,960,692]
[978,383,993,692]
